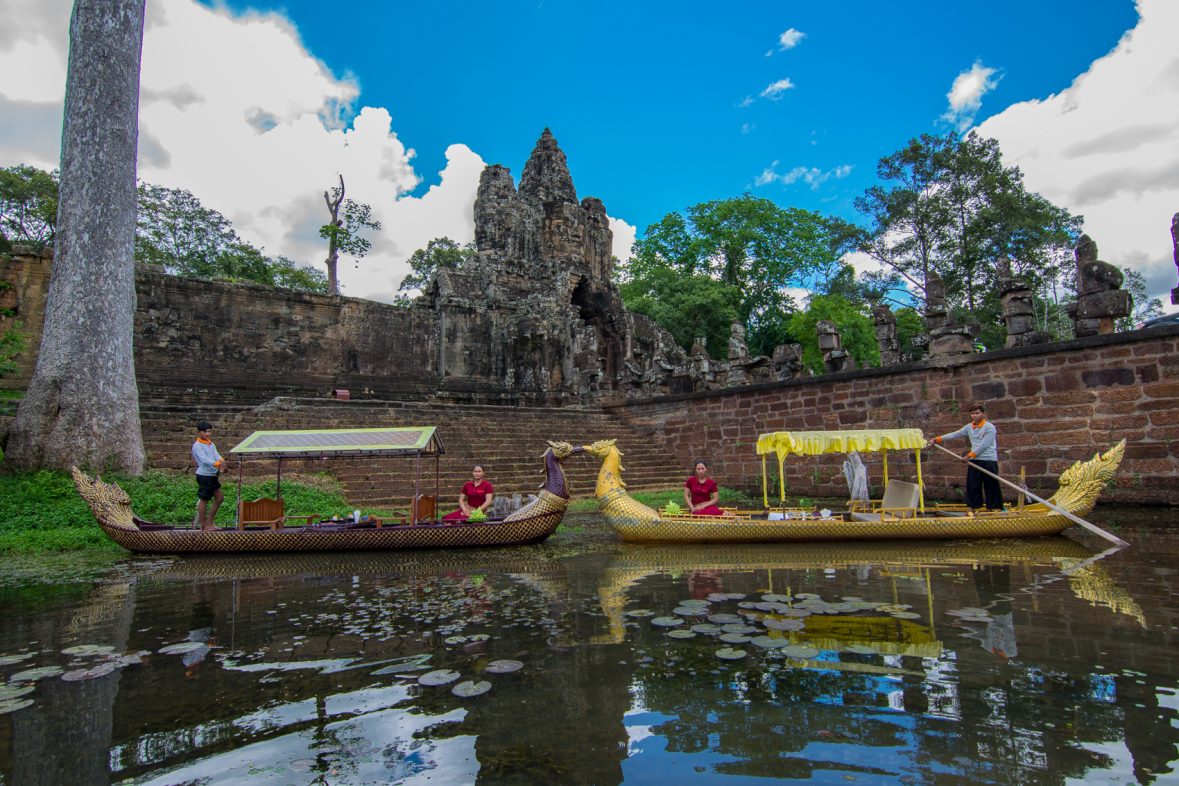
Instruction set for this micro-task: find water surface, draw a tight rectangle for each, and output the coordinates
[1,517,1177,785]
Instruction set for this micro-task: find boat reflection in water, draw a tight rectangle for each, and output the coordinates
[0,535,1174,785]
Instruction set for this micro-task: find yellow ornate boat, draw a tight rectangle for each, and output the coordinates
[73,440,581,554]
[581,433,1126,543]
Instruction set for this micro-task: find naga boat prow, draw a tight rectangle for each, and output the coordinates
[73,440,582,554]
[581,437,1126,543]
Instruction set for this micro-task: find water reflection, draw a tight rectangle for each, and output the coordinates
[0,533,1176,784]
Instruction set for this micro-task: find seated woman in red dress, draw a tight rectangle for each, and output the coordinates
[684,460,725,516]
[443,465,495,522]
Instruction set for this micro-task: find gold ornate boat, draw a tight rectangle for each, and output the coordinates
[73,440,580,554]
[582,432,1126,543]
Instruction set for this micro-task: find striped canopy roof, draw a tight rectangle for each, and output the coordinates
[230,426,443,459]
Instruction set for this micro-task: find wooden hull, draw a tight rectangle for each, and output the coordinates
[79,474,568,554]
[591,441,1126,545]
[606,504,1082,543]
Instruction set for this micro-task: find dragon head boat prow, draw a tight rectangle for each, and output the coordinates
[71,467,138,531]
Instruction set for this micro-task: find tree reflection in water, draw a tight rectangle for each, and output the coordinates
[0,536,1176,785]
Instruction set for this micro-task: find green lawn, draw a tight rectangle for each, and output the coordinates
[0,468,366,554]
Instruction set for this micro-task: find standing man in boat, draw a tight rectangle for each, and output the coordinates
[192,421,226,531]
[930,403,1003,512]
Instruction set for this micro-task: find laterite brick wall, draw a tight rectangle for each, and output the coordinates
[608,325,1179,506]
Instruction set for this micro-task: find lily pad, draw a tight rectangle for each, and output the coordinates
[707,613,742,624]
[716,647,747,660]
[672,607,707,617]
[651,616,684,627]
[690,624,722,635]
[706,593,731,602]
[0,653,35,667]
[158,642,207,655]
[0,684,34,701]
[62,645,116,657]
[10,666,63,682]
[467,634,491,642]
[750,636,790,649]
[678,599,711,607]
[0,699,33,715]
[780,608,811,618]
[418,669,461,686]
[484,660,524,674]
[890,611,922,620]
[764,619,806,632]
[781,645,821,659]
[667,630,697,640]
[719,633,751,644]
[443,636,468,645]
[795,592,820,600]
[452,680,492,697]
[761,593,792,603]
[624,609,655,618]
[61,662,117,682]
[721,624,759,635]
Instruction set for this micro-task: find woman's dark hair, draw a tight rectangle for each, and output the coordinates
[693,460,709,469]
[472,464,485,472]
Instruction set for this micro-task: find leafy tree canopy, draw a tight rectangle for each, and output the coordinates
[0,165,59,251]
[786,294,879,374]
[625,195,855,356]
[134,181,326,293]
[620,268,741,358]
[395,237,475,305]
[855,131,1082,314]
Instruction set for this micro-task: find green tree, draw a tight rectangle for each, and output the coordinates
[786,294,879,374]
[855,132,1081,314]
[320,174,382,296]
[136,182,237,276]
[1120,268,1164,330]
[894,306,926,361]
[135,183,325,292]
[0,165,59,251]
[626,195,852,356]
[620,269,741,358]
[395,237,474,304]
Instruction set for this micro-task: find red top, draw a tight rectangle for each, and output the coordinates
[685,476,717,505]
[462,480,494,508]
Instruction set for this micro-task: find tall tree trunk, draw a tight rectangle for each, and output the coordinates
[3,0,146,474]
[323,174,344,296]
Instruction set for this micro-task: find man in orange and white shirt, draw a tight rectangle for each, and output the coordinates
[930,402,1002,512]
[192,421,226,530]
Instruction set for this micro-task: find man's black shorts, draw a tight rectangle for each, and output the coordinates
[196,474,221,501]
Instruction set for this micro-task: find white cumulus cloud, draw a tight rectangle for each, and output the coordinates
[975,0,1179,310]
[943,61,1000,131]
[755,160,852,189]
[766,27,805,56]
[760,78,796,100]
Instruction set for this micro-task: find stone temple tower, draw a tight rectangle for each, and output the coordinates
[423,129,682,404]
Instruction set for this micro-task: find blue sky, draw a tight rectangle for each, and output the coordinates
[238,0,1137,228]
[2,0,1177,308]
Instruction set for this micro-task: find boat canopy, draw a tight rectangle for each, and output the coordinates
[756,428,926,460]
[230,426,443,459]
[755,428,927,509]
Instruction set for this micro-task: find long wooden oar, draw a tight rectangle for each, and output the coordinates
[928,441,1128,547]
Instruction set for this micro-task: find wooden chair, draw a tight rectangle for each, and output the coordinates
[411,494,436,523]
[237,497,316,530]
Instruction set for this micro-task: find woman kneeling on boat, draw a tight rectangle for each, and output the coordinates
[443,464,495,522]
[685,460,726,516]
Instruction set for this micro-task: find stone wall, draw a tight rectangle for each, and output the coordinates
[608,325,1179,506]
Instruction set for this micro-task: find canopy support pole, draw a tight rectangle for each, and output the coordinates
[915,449,925,512]
[929,441,1127,547]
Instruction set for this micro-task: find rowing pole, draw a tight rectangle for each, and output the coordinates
[928,441,1128,547]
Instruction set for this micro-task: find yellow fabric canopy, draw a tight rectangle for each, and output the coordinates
[756,428,926,459]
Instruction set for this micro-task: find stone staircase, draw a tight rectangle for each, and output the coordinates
[139,396,684,510]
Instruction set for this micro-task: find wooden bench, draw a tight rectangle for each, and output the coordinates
[237,497,316,530]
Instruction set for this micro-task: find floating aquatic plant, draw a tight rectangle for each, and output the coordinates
[484,660,523,674]
[650,617,683,627]
[9,666,63,682]
[715,648,747,660]
[452,680,491,697]
[62,645,115,657]
[418,669,461,686]
[61,662,116,682]
[0,699,33,715]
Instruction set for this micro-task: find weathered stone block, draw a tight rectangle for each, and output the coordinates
[1081,368,1135,388]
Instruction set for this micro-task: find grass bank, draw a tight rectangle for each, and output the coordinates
[0,468,365,554]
